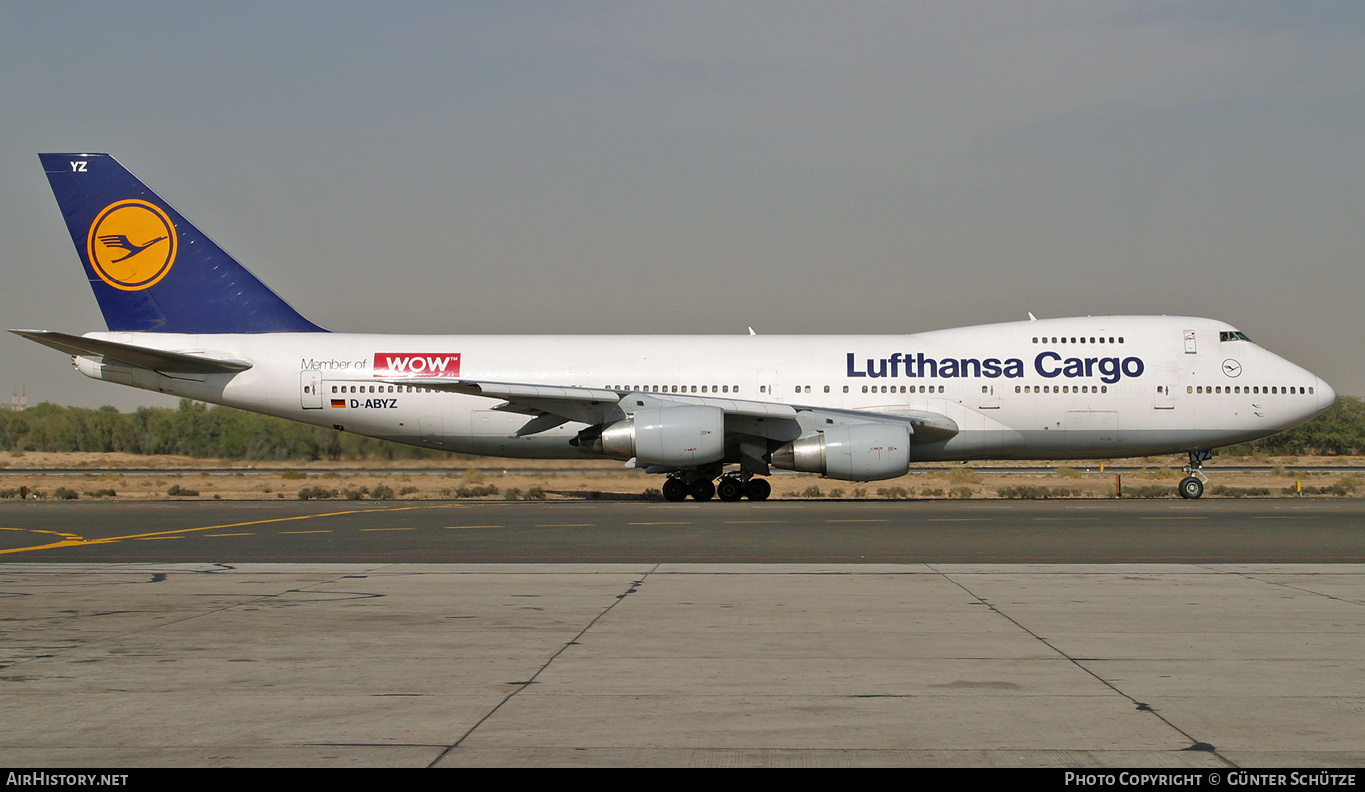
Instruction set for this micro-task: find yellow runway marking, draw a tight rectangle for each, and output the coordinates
[1140,517,1208,520]
[0,503,459,556]
[360,527,412,532]
[280,530,331,535]
[445,525,502,530]
[827,519,888,523]
[535,523,595,527]
[926,518,991,522]
[628,522,689,526]
[724,521,785,524]
[207,533,253,537]
[1032,517,1099,521]
[1252,516,1320,519]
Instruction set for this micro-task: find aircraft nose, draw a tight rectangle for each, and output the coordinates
[1316,377,1337,414]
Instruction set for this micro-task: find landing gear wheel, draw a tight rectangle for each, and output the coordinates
[1178,476,1204,500]
[662,478,689,502]
[717,478,745,502]
[745,478,771,501]
[691,479,716,501]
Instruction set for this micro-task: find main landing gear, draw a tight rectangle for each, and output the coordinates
[1178,449,1212,499]
[662,473,771,502]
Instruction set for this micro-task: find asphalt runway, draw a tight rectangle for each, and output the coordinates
[5,498,1364,767]
[2,498,1364,563]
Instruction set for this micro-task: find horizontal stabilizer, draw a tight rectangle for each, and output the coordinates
[11,330,252,374]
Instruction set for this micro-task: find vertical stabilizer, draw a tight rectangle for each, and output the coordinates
[40,153,326,333]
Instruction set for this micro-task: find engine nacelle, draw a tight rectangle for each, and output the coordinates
[574,405,726,466]
[771,423,911,481]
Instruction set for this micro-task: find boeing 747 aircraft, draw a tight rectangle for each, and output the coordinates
[15,153,1335,501]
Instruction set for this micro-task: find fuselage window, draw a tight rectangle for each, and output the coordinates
[842,386,849,393]
[862,386,869,393]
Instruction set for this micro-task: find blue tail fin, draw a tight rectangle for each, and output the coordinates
[40,153,326,333]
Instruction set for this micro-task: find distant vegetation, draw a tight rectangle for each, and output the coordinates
[0,395,1361,461]
[1223,395,1365,456]
[0,399,449,461]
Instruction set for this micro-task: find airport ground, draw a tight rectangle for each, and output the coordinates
[2,492,1364,767]
[2,451,1363,503]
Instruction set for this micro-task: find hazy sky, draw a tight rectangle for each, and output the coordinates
[2,1,1362,411]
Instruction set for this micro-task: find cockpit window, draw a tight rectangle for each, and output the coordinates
[1220,330,1252,342]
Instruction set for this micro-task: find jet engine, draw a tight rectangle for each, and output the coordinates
[771,423,911,481]
[573,405,725,466]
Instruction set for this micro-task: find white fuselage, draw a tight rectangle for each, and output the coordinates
[73,315,1333,465]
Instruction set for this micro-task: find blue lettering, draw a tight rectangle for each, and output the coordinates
[846,353,865,378]
[1036,351,1062,378]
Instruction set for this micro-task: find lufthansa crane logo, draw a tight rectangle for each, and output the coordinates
[1222,359,1243,378]
[86,200,177,291]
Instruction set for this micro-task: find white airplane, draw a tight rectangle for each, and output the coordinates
[16,153,1335,502]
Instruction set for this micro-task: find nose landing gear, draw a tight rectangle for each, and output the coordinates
[1178,450,1212,499]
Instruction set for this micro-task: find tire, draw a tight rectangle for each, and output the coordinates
[717,478,744,502]
[691,479,715,501]
[662,478,689,502]
[746,478,771,501]
[1178,477,1204,499]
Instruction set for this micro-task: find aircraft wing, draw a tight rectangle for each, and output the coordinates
[11,330,253,374]
[382,377,798,427]
[381,377,957,444]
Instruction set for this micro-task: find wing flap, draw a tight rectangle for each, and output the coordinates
[11,330,252,374]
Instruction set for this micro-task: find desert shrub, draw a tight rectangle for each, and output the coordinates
[1123,485,1172,498]
[1210,485,1271,498]
[297,486,339,500]
[946,468,981,484]
[369,484,394,500]
[54,487,79,500]
[166,484,198,496]
[998,485,1083,499]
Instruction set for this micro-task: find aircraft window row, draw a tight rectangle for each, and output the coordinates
[1032,336,1123,344]
[607,385,739,394]
[1219,331,1253,342]
[860,385,945,394]
[332,385,437,393]
[1014,385,1108,394]
[1189,385,1313,395]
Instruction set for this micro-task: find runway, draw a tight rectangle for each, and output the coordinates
[3,499,1363,768]
[2,498,1364,562]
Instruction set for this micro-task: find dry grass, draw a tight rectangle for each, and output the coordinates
[0,452,1361,501]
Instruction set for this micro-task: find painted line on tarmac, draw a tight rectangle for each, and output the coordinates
[0,503,459,556]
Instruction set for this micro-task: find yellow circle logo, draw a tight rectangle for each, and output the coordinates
[86,200,177,291]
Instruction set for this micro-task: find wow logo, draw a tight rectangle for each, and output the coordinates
[86,200,177,291]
